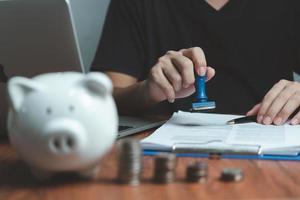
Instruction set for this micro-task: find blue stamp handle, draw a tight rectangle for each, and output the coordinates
[195,75,208,102]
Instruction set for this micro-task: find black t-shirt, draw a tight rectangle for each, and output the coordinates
[92,0,300,115]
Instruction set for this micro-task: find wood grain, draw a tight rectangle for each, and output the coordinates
[0,131,300,200]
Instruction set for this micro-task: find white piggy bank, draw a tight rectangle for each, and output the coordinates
[7,72,118,179]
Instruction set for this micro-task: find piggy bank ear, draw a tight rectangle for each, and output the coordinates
[80,72,113,97]
[7,77,42,112]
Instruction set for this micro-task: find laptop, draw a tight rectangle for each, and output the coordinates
[0,0,164,138]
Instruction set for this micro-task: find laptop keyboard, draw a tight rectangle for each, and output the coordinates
[118,125,133,132]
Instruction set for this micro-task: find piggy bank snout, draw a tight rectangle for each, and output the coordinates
[44,119,87,155]
[48,132,78,155]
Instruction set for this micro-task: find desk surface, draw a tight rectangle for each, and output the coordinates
[1,131,300,200]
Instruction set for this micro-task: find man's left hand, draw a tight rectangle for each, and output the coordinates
[247,79,300,125]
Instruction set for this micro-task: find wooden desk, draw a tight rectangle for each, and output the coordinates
[1,131,300,200]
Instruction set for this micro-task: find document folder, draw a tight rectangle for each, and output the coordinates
[141,111,300,161]
[143,150,300,161]
[171,142,261,155]
[143,141,300,161]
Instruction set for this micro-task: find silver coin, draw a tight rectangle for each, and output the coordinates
[117,139,142,185]
[220,168,244,182]
[186,162,208,183]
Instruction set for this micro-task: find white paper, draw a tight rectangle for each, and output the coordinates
[141,111,300,155]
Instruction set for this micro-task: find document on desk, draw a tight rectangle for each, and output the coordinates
[141,111,300,155]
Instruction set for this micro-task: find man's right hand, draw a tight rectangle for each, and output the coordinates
[143,47,215,104]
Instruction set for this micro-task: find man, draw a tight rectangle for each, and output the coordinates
[92,0,300,126]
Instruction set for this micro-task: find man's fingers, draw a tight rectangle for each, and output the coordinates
[181,47,207,76]
[162,66,182,92]
[262,84,297,125]
[257,80,289,123]
[246,103,261,116]
[175,84,196,99]
[274,92,300,125]
[290,111,300,125]
[206,67,215,82]
[159,55,183,92]
[167,51,195,88]
[150,66,175,103]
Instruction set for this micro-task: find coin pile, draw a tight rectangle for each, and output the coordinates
[220,168,244,182]
[186,161,208,183]
[153,153,177,183]
[117,139,142,186]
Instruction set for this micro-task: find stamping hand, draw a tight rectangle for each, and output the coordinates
[145,47,215,104]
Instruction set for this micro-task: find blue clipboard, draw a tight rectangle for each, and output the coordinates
[143,150,300,161]
[142,140,300,161]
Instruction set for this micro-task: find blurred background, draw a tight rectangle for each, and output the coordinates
[69,0,300,80]
[70,0,110,72]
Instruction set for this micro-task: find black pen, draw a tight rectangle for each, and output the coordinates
[226,115,257,125]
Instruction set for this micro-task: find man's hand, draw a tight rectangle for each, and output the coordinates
[143,47,215,104]
[247,80,300,125]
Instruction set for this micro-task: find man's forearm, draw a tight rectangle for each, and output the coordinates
[113,81,157,115]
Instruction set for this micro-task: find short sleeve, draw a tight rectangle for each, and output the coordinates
[91,0,146,80]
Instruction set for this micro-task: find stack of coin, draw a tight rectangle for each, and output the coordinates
[117,139,142,186]
[153,153,177,183]
[220,168,244,182]
[186,161,208,183]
